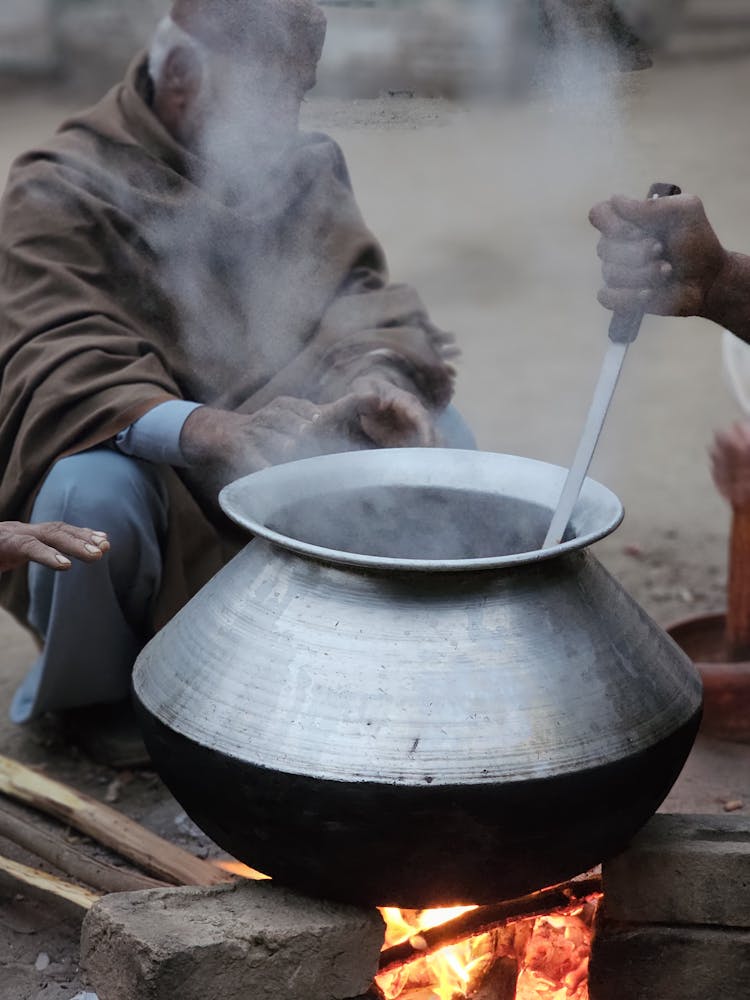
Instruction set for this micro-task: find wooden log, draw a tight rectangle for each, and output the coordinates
[0,852,102,910]
[0,801,169,894]
[389,990,437,1000]
[468,955,519,1000]
[378,876,601,973]
[0,754,230,887]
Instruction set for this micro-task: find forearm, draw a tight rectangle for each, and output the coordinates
[179,404,243,468]
[702,252,750,344]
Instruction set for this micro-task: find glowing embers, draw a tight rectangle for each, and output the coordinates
[376,896,600,1000]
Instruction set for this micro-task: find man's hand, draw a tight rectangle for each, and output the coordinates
[589,193,730,319]
[180,392,391,478]
[0,522,109,573]
[350,377,439,448]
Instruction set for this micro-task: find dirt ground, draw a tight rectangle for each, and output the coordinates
[2,4,750,998]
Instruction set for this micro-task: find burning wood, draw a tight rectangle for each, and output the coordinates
[375,883,600,1000]
[469,956,519,1000]
[378,878,601,971]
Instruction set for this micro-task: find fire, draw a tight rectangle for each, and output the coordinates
[376,897,600,1000]
[515,906,597,999]
[211,857,599,999]
[211,859,271,880]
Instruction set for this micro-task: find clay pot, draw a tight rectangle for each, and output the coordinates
[667,612,750,744]
[670,427,750,744]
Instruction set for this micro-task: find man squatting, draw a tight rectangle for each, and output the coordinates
[0,0,471,765]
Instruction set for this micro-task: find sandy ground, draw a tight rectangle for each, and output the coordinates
[2,4,750,998]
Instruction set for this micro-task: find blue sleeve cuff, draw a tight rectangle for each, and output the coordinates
[114,400,203,467]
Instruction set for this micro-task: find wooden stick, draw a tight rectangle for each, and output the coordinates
[0,802,169,894]
[0,852,102,910]
[469,955,519,1000]
[0,754,230,887]
[377,876,601,973]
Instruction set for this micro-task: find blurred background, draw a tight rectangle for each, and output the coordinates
[0,0,698,96]
[1,0,750,618]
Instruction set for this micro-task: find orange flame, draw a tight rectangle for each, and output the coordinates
[211,859,271,880]
[376,897,600,1000]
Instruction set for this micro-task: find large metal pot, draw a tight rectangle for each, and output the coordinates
[133,449,702,906]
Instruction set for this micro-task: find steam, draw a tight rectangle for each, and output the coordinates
[269,484,570,561]
[146,0,643,393]
[134,2,675,556]
[146,15,318,397]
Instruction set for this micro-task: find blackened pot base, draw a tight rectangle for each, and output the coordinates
[135,701,701,907]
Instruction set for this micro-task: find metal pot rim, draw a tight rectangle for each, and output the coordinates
[219,448,624,572]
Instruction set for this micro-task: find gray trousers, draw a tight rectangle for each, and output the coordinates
[10,449,168,723]
[10,408,475,723]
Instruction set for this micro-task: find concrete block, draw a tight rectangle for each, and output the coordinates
[81,880,385,1000]
[602,813,750,927]
[588,923,750,1000]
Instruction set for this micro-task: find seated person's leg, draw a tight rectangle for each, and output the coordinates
[11,448,168,727]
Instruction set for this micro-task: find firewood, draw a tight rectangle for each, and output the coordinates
[0,754,230,887]
[468,955,519,1000]
[377,877,601,973]
[0,801,169,894]
[0,852,102,910]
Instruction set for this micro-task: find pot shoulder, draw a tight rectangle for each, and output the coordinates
[134,541,701,785]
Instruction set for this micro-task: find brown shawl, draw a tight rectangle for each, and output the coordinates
[0,54,453,632]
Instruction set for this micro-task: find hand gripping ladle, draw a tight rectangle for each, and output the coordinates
[543,183,682,550]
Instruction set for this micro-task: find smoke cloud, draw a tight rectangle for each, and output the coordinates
[138,1,681,557]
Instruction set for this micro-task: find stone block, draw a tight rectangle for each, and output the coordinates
[602,812,750,927]
[588,923,750,1000]
[81,880,385,1000]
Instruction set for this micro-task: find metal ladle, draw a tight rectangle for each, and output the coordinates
[543,182,682,549]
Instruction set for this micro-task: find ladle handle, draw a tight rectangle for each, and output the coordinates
[608,182,682,345]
